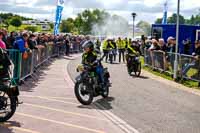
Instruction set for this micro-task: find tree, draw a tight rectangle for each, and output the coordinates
[167,13,185,24]
[25,26,37,32]
[10,17,22,28]
[49,23,54,29]
[137,21,151,36]
[60,18,75,33]
[155,18,162,24]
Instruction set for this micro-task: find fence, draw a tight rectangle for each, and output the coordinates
[7,41,78,84]
[144,49,200,82]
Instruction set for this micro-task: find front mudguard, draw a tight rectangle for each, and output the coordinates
[75,75,82,83]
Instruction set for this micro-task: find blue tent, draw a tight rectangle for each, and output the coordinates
[152,24,200,54]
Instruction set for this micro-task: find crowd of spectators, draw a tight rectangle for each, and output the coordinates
[0,29,89,56]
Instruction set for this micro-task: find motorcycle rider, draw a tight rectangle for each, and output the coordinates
[126,40,141,75]
[82,40,105,87]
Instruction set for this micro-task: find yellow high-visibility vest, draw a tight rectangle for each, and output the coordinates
[102,40,108,50]
[116,40,125,49]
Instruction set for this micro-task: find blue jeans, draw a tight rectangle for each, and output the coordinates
[96,65,104,83]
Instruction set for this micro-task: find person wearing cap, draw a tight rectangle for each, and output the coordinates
[158,38,167,52]
[158,38,168,70]
[167,36,176,53]
[167,36,177,70]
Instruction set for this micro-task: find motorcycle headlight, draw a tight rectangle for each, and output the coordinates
[77,65,84,72]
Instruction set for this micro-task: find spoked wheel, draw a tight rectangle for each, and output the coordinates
[134,62,141,77]
[74,82,93,105]
[0,90,16,122]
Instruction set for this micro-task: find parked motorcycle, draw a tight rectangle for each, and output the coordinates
[74,60,110,105]
[0,65,21,122]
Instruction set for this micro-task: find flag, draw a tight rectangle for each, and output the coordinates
[162,1,168,24]
[54,0,65,35]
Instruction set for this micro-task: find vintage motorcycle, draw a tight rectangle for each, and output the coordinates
[74,59,110,105]
[127,55,141,77]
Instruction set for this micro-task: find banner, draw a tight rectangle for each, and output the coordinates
[54,0,64,35]
[162,1,168,24]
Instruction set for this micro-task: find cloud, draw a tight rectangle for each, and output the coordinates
[0,0,199,23]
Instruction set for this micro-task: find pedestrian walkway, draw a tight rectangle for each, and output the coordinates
[0,55,125,133]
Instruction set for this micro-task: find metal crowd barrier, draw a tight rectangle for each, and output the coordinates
[144,49,200,82]
[180,54,200,82]
[7,49,21,83]
[6,41,70,84]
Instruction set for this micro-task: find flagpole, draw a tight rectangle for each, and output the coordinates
[173,0,180,79]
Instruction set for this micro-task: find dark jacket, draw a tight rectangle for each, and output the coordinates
[82,51,97,66]
[28,39,38,50]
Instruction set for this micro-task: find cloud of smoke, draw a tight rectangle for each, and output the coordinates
[92,15,129,38]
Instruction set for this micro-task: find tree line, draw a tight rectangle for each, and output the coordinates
[155,11,200,25]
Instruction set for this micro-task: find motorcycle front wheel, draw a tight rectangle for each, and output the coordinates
[0,90,16,122]
[74,82,93,105]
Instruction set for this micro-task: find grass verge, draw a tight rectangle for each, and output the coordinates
[141,57,200,89]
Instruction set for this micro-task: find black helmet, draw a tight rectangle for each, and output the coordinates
[82,40,94,50]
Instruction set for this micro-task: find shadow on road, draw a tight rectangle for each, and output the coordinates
[0,121,21,133]
[61,56,76,60]
[131,75,149,79]
[94,97,115,110]
[77,97,115,110]
[20,56,73,92]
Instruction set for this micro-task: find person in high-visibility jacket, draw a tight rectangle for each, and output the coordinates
[116,37,126,63]
[124,37,128,49]
[126,41,141,74]
[101,39,109,62]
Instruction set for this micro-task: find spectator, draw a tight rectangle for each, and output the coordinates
[28,34,38,50]
[167,36,176,53]
[1,29,8,48]
[0,32,6,49]
[7,31,16,49]
[14,33,29,53]
[158,38,167,52]
[64,36,70,56]
[148,39,160,51]
[182,40,200,80]
[183,39,192,55]
[158,38,168,70]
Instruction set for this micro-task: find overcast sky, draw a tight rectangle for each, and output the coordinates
[0,0,199,24]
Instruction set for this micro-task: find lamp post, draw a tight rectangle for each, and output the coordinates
[131,13,136,38]
[173,0,180,79]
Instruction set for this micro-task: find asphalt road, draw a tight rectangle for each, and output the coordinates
[68,57,200,133]
[0,56,126,133]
